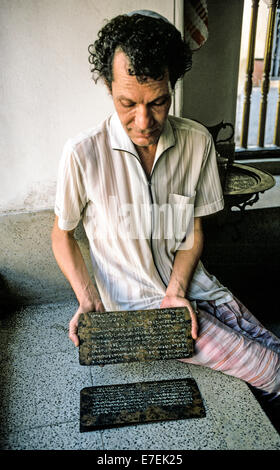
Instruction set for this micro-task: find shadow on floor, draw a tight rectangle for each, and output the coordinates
[0,274,27,319]
[201,206,280,434]
[249,385,280,435]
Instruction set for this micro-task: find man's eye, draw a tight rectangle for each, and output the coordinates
[120,101,135,108]
[152,98,168,107]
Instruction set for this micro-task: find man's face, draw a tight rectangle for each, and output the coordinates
[110,50,172,148]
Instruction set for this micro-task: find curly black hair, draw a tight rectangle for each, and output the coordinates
[88,14,192,90]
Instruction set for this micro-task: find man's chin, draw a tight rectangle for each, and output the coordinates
[130,132,160,147]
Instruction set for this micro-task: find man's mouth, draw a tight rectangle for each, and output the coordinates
[133,128,158,137]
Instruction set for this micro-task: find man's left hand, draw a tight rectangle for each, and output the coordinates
[160,295,198,340]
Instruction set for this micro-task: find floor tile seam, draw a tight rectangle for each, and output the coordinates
[0,321,70,334]
[7,299,77,310]
[0,418,87,436]
[0,302,77,328]
[100,431,106,450]
[0,353,69,368]
[1,411,83,436]
[0,300,77,315]
[0,347,76,364]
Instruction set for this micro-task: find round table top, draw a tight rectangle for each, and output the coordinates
[223,163,275,196]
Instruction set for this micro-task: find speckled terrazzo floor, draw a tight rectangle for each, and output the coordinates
[0,299,280,450]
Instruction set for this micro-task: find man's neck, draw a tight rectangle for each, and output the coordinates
[135,144,157,178]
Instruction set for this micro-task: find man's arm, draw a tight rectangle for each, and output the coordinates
[51,215,105,346]
[160,217,204,339]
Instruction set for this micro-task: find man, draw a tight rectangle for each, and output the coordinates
[52,11,280,396]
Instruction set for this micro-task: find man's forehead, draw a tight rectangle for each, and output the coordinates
[112,49,171,90]
[112,48,132,72]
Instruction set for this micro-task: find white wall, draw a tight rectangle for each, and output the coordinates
[0,0,174,213]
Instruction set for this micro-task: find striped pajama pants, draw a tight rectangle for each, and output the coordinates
[179,297,280,396]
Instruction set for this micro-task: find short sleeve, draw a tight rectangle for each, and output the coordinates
[194,135,224,217]
[54,140,87,231]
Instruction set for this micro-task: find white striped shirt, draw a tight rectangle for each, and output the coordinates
[55,112,233,311]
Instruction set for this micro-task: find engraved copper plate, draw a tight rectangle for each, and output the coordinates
[78,307,193,366]
[224,163,275,195]
[80,378,206,432]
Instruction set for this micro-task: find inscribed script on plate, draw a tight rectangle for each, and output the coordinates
[78,307,194,366]
[80,378,205,432]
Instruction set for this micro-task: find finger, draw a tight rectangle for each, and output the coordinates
[69,321,79,347]
[69,331,79,347]
[184,303,198,340]
[190,311,198,340]
[71,333,79,347]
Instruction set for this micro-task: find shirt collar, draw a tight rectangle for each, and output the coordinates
[109,111,175,163]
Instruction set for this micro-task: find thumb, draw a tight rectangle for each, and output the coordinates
[189,309,198,340]
[69,316,80,347]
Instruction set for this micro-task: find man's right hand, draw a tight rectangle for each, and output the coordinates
[51,215,106,348]
[69,298,105,347]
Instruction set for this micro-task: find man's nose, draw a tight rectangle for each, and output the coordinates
[135,105,154,130]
